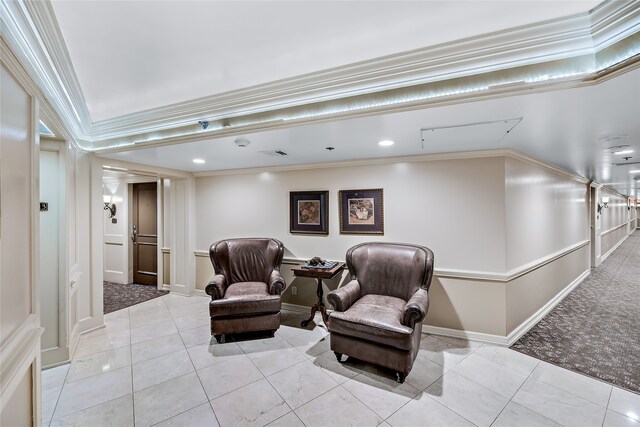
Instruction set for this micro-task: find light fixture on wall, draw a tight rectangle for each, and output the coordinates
[103,195,116,218]
[597,196,609,215]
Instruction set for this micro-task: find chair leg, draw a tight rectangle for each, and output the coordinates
[334,352,343,362]
[214,334,223,343]
[395,372,406,384]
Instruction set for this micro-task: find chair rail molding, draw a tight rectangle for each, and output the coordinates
[1,0,639,150]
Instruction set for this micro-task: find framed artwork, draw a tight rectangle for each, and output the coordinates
[290,191,329,235]
[339,188,384,235]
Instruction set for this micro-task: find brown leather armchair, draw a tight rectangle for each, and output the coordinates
[206,238,286,342]
[327,242,434,383]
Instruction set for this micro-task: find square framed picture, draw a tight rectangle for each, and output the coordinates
[290,191,329,235]
[339,188,384,235]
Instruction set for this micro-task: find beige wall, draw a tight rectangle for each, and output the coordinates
[504,157,588,271]
[599,189,629,257]
[196,156,507,273]
[506,245,589,334]
[194,152,595,341]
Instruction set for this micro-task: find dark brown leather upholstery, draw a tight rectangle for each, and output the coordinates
[327,242,434,383]
[206,238,285,340]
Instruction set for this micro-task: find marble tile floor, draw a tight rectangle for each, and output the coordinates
[42,294,640,427]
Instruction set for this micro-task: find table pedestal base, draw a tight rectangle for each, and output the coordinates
[301,278,329,328]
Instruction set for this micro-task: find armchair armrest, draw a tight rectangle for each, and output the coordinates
[327,280,361,312]
[403,288,429,329]
[205,274,227,300]
[268,270,286,295]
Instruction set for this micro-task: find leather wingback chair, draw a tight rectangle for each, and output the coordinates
[327,242,434,383]
[206,238,286,342]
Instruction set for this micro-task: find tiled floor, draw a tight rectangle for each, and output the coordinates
[42,294,640,427]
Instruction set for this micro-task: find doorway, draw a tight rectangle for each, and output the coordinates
[132,182,158,286]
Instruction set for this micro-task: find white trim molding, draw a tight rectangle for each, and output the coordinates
[424,269,591,346]
[2,0,639,151]
[504,269,591,345]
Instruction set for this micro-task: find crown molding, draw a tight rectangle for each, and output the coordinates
[0,0,90,142]
[2,0,639,151]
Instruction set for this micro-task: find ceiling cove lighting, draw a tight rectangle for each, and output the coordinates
[193,158,206,164]
[378,140,394,147]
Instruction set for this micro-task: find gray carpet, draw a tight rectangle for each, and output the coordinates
[511,231,640,394]
[103,281,168,314]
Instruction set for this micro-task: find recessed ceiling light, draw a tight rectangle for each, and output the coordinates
[630,170,640,174]
[613,149,634,155]
[378,140,394,147]
[193,158,205,164]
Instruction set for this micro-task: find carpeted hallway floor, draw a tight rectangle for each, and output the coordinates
[103,281,168,314]
[511,231,640,394]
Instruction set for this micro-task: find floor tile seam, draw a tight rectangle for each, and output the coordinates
[330,378,396,421]
[239,347,296,413]
[502,361,577,427]
[183,324,224,427]
[430,335,483,352]
[130,329,179,346]
[48,393,134,424]
[264,353,338,385]
[528,368,613,408]
[264,410,306,427]
[46,353,75,422]
[606,404,640,422]
[389,391,480,427]
[263,364,341,410]
[132,346,191,373]
[453,350,536,384]
[65,359,134,385]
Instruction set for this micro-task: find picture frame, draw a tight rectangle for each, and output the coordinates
[289,191,329,235]
[339,188,384,235]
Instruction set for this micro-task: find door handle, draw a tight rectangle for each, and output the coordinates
[132,224,137,244]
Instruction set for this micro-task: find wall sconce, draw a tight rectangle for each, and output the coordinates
[597,196,609,214]
[103,195,117,218]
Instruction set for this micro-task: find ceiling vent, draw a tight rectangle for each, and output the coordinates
[259,150,288,157]
[234,138,250,147]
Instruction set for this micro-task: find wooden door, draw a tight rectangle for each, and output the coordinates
[132,183,157,285]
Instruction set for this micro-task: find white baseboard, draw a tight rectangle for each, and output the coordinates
[505,268,590,345]
[424,268,591,346]
[422,325,510,346]
[282,302,312,314]
[161,284,170,291]
[601,234,628,263]
[194,289,208,297]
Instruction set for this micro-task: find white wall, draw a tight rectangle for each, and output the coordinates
[196,156,507,273]
[599,188,629,259]
[505,156,588,271]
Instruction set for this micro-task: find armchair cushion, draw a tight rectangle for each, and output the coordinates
[209,282,281,318]
[329,294,414,351]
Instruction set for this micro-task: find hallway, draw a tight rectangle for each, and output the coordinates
[513,231,640,394]
[43,292,640,426]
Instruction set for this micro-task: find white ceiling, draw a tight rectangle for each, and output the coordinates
[46,0,640,195]
[50,0,600,122]
[102,66,640,196]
